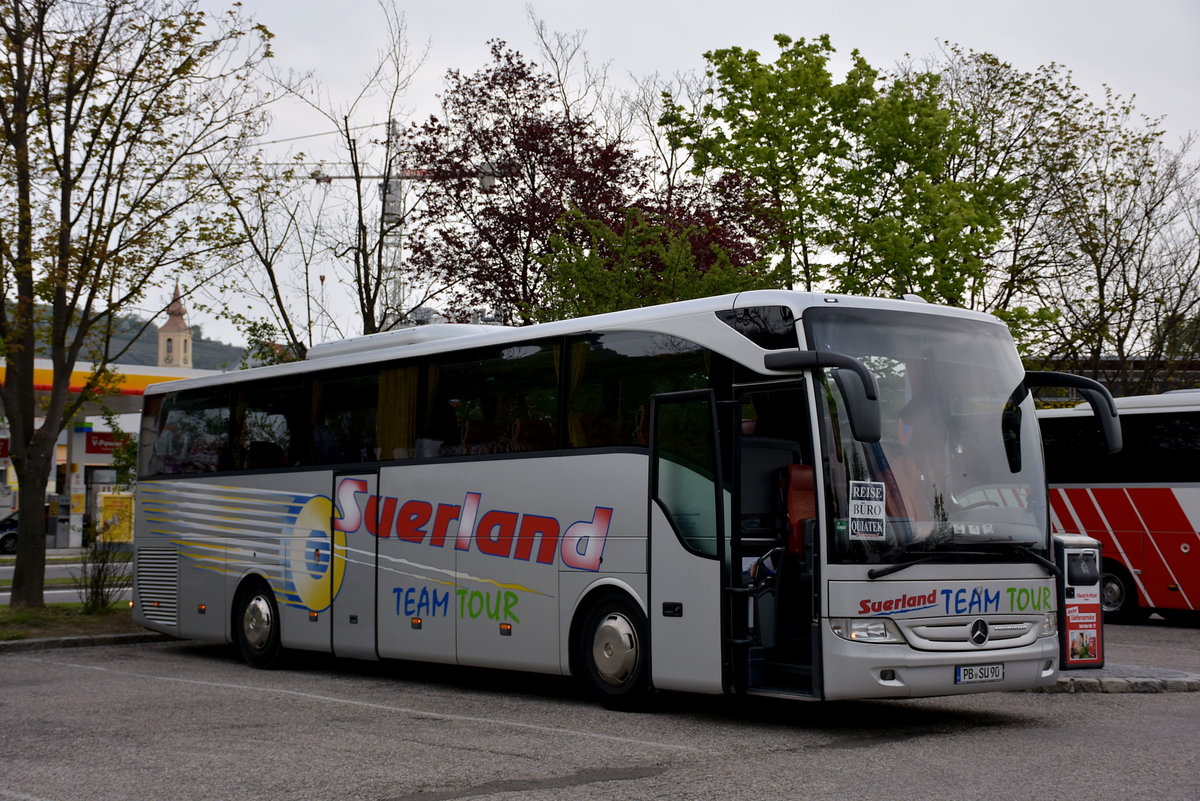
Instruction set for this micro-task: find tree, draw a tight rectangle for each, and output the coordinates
[664,35,1024,306]
[536,200,772,321]
[661,34,878,290]
[1033,106,1200,392]
[823,69,1017,305]
[0,0,272,606]
[207,1,435,354]
[403,41,645,324]
[923,45,1200,386]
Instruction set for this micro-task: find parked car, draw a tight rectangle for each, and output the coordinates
[0,512,17,555]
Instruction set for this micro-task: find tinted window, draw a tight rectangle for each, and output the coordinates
[565,332,709,449]
[310,371,380,465]
[235,380,307,470]
[654,395,720,557]
[716,305,798,350]
[1040,410,1200,484]
[141,388,232,475]
[422,341,560,458]
[378,365,420,460]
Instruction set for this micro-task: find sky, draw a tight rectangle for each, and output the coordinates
[192,0,1200,344]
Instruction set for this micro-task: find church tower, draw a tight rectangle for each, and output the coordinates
[157,282,193,367]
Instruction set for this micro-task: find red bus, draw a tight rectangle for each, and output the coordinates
[1039,391,1200,621]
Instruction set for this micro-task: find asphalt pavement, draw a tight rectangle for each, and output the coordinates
[2,625,1196,693]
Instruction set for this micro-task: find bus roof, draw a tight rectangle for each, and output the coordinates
[1038,388,1200,417]
[143,290,1005,398]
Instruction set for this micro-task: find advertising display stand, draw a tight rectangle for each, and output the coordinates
[1054,534,1104,669]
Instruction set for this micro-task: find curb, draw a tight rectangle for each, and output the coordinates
[0,631,173,654]
[1034,673,1200,694]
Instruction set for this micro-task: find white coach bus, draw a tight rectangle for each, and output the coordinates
[132,291,1118,705]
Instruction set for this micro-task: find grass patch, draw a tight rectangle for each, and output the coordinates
[0,577,103,591]
[0,554,85,567]
[0,603,144,641]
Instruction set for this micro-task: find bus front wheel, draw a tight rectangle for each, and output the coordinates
[1100,562,1145,623]
[577,594,649,709]
[235,578,284,668]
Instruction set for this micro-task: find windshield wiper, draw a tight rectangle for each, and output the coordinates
[867,553,953,580]
[866,540,1061,580]
[966,539,1062,578]
[866,542,964,580]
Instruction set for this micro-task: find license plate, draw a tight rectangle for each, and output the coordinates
[955,663,1004,684]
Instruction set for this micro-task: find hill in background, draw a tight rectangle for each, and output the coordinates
[105,313,245,370]
[9,306,247,371]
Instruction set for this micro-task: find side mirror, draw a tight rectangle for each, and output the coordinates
[764,349,882,443]
[833,368,882,443]
[1024,370,1122,454]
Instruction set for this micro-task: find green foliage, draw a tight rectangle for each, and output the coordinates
[662,34,1018,306]
[534,209,772,322]
[825,71,1018,306]
[0,0,273,607]
[75,539,132,615]
[234,317,304,367]
[98,409,138,491]
[991,306,1062,362]
[662,34,877,290]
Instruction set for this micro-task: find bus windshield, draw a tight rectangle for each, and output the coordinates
[806,306,1047,564]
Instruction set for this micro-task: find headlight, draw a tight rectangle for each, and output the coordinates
[1038,611,1058,638]
[829,617,906,644]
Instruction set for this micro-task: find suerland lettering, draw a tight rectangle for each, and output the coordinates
[858,590,938,615]
[857,585,1054,616]
[333,478,612,571]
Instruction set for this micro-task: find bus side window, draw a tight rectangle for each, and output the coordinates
[148,389,231,475]
[377,366,416,460]
[422,341,559,459]
[236,380,306,469]
[654,396,721,557]
[311,371,380,465]
[566,332,707,449]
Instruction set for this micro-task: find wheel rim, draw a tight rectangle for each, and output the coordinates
[591,611,640,687]
[1100,574,1126,613]
[242,594,275,652]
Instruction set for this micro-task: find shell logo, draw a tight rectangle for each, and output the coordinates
[285,495,344,612]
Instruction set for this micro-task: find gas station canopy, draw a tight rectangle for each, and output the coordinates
[0,357,217,416]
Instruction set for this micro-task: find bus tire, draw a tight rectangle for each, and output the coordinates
[1100,562,1145,623]
[234,578,284,669]
[577,593,649,709]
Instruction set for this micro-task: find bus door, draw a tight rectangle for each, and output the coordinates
[732,384,819,697]
[648,390,726,694]
[330,470,379,660]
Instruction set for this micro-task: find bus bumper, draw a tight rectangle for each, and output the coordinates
[820,632,1059,700]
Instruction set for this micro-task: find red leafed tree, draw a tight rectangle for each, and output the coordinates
[402,41,646,325]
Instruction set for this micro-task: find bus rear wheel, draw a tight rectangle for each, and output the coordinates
[578,594,649,709]
[235,579,284,668]
[1100,562,1145,623]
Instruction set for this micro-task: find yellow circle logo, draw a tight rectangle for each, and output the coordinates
[286,495,344,612]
